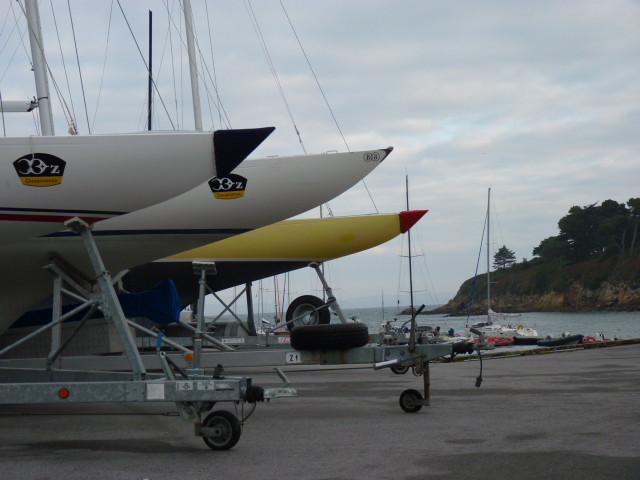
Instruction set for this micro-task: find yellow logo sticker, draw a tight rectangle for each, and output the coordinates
[13,153,66,187]
[208,174,247,200]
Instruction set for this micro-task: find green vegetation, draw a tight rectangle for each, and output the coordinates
[533,198,639,263]
[434,198,640,313]
[493,245,516,270]
[501,198,639,293]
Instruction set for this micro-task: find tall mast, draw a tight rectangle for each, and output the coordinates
[25,0,54,135]
[183,0,203,131]
[406,175,415,315]
[147,10,153,131]
[486,187,491,323]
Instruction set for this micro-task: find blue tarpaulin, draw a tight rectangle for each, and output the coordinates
[11,279,182,328]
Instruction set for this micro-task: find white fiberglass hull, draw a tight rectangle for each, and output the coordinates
[0,128,271,245]
[0,147,391,334]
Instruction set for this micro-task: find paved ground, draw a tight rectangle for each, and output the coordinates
[1,344,639,479]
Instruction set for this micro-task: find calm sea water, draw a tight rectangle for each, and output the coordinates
[337,307,640,339]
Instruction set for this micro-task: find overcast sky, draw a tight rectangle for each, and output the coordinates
[2,0,639,310]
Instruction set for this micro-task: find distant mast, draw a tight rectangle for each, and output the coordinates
[406,175,415,316]
[486,187,491,324]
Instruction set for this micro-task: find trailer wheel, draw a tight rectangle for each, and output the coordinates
[290,323,369,350]
[286,295,331,331]
[391,365,410,375]
[399,388,423,413]
[202,410,242,450]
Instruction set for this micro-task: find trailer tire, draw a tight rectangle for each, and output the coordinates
[202,410,242,450]
[399,388,423,413]
[290,323,369,350]
[285,295,331,331]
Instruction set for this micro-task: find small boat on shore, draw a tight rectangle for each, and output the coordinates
[536,333,584,347]
[478,336,514,347]
[512,336,543,346]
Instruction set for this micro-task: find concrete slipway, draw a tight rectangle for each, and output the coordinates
[0,344,638,480]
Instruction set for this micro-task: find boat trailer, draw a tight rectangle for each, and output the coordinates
[0,221,474,449]
[0,219,296,450]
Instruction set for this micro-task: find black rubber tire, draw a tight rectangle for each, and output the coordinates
[202,410,242,450]
[399,388,423,413]
[290,323,369,350]
[391,365,410,375]
[285,295,331,331]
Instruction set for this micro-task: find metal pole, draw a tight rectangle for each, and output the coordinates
[246,282,258,336]
[423,362,431,406]
[25,0,54,135]
[183,0,203,131]
[406,175,414,315]
[487,187,491,324]
[67,219,147,380]
[193,269,207,368]
[309,262,347,323]
[147,10,152,130]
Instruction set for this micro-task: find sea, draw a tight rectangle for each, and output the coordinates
[339,307,640,340]
[226,306,640,340]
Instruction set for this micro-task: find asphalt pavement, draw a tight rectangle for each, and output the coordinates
[1,344,639,479]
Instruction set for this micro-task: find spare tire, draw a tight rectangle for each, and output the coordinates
[290,323,369,350]
[285,295,331,331]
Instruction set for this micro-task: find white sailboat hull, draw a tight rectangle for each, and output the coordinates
[0,148,391,334]
[0,132,220,245]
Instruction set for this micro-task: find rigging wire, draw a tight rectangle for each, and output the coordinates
[64,0,88,133]
[245,0,306,153]
[161,0,232,130]
[204,2,222,129]
[0,90,5,135]
[16,0,76,134]
[46,1,77,133]
[116,0,176,130]
[278,0,378,214]
[0,3,28,83]
[278,0,349,153]
[464,208,488,328]
[89,0,114,133]
[165,0,182,129]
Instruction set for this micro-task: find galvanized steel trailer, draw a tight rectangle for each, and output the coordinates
[0,222,460,450]
[0,220,297,450]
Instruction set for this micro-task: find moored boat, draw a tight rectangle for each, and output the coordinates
[536,333,584,347]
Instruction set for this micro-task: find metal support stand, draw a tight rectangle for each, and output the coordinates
[65,218,147,380]
[309,262,347,323]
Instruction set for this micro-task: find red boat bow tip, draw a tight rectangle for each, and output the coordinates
[399,210,428,233]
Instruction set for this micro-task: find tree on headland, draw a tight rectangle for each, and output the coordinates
[533,198,640,263]
[493,245,516,270]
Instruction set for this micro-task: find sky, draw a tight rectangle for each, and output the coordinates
[1,0,639,311]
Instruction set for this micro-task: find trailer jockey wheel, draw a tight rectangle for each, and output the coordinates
[399,388,423,413]
[202,410,242,450]
[390,365,410,375]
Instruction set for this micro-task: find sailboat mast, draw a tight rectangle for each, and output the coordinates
[486,187,491,324]
[25,0,54,135]
[406,175,415,315]
[183,0,203,131]
[147,10,153,131]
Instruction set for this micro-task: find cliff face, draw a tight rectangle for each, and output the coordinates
[431,254,640,315]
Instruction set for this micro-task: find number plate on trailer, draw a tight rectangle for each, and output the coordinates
[285,351,301,364]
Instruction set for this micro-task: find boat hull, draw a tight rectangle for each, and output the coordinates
[1,132,219,244]
[0,148,390,334]
[0,129,273,245]
[536,334,584,347]
[122,210,425,307]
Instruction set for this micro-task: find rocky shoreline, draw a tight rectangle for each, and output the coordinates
[422,280,640,316]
